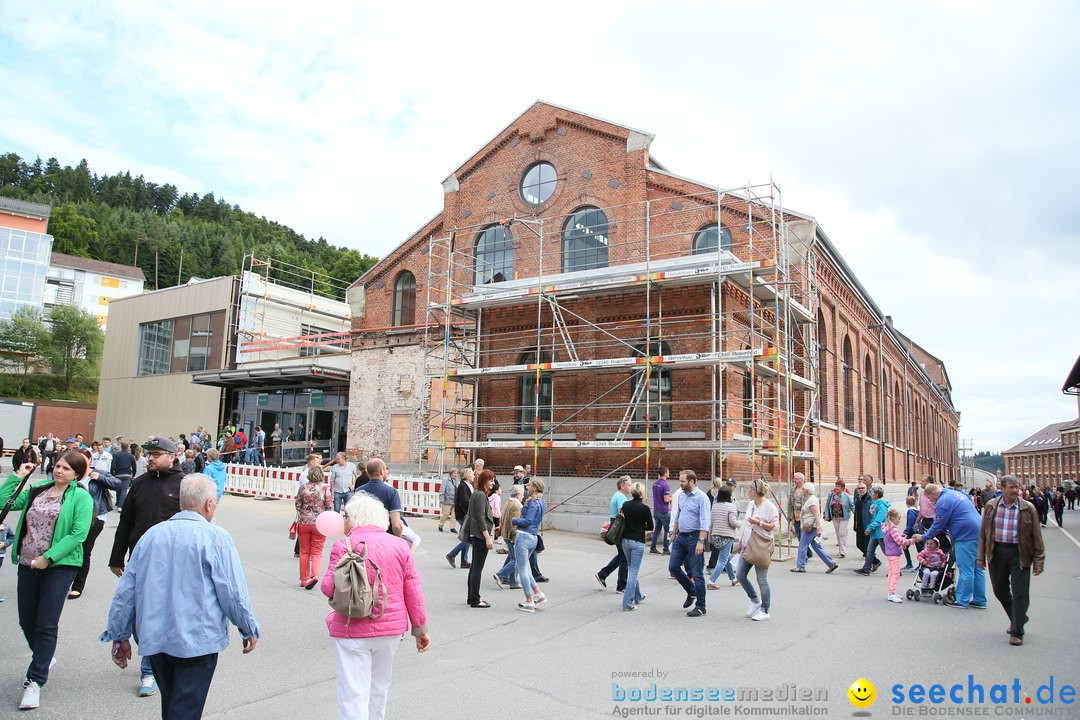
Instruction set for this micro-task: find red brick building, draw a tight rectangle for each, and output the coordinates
[346,102,959,487]
[1003,356,1080,488]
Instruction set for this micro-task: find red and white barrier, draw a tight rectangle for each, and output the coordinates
[223,463,441,516]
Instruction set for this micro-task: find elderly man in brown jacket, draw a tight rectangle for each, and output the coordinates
[977,475,1045,647]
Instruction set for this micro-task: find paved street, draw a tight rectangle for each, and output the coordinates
[1,495,1078,719]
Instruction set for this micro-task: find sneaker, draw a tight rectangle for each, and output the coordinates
[492,574,505,590]
[139,676,158,697]
[649,548,660,555]
[623,605,636,611]
[902,565,915,571]
[594,572,607,588]
[535,576,549,583]
[687,607,706,617]
[852,569,871,576]
[682,593,694,609]
[706,583,720,590]
[826,564,838,574]
[450,527,458,533]
[638,594,646,604]
[0,594,5,602]
[20,680,40,710]
[517,601,536,613]
[744,601,762,618]
[751,610,771,621]
[942,598,968,609]
[731,580,740,587]
[888,594,903,603]
[532,593,546,604]
[509,585,523,589]
[970,603,987,610]
[662,549,671,555]
[838,552,845,558]
[790,567,806,573]
[438,526,444,532]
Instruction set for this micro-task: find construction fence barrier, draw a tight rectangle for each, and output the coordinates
[223,463,441,516]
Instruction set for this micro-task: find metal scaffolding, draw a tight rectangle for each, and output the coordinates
[421,182,818,530]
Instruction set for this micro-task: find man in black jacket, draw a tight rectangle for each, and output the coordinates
[108,435,183,699]
[110,441,138,510]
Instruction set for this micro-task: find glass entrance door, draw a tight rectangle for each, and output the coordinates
[309,409,335,462]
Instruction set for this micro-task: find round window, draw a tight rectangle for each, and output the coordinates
[520,162,557,205]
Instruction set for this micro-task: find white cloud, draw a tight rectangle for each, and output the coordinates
[1,0,1077,452]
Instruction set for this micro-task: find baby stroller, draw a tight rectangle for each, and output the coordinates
[905,542,955,604]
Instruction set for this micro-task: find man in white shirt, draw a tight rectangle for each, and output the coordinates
[327,452,357,512]
[90,441,113,475]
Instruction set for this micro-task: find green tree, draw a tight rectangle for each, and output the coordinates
[49,203,99,257]
[46,305,103,391]
[0,306,51,396]
[330,249,378,286]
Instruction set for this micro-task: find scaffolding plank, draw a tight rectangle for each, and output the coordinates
[434,348,769,378]
[441,259,761,310]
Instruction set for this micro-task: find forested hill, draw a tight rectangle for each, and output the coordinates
[0,153,376,297]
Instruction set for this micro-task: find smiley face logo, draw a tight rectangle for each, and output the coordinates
[848,678,876,708]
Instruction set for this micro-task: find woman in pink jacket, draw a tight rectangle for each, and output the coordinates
[321,493,431,720]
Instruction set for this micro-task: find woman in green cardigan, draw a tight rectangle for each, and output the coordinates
[0,450,93,711]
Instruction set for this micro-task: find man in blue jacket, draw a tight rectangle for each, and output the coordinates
[914,483,987,609]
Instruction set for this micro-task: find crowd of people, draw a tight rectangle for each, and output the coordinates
[0,429,1069,717]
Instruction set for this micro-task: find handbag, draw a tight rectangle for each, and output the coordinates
[603,514,625,546]
[742,503,774,568]
[288,517,298,540]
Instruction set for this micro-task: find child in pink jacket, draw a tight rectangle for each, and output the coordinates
[881,508,915,603]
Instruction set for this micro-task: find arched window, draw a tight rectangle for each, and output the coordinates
[562,206,608,272]
[817,310,828,423]
[864,355,875,438]
[692,223,733,255]
[474,224,513,285]
[842,336,855,430]
[894,381,903,447]
[392,271,415,326]
[518,351,553,433]
[631,340,672,433]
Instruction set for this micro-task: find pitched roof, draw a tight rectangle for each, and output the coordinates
[50,252,146,281]
[1003,420,1076,454]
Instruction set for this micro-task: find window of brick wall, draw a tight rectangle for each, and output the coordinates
[392,271,416,326]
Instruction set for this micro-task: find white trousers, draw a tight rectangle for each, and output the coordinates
[831,517,849,554]
[334,635,401,720]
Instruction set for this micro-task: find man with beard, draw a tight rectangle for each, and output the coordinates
[108,436,184,700]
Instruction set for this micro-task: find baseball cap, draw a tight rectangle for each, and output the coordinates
[142,436,178,454]
[66,437,76,443]
[514,465,525,472]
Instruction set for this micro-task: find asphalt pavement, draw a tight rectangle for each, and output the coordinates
[1,495,1078,719]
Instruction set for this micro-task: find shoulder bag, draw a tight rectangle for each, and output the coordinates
[742,503,774,568]
[603,513,625,546]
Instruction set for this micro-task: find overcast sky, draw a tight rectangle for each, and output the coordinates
[2,1,1077,453]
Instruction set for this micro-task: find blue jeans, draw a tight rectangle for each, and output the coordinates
[797,528,837,570]
[448,540,470,563]
[951,539,987,608]
[515,531,539,598]
[148,652,218,720]
[736,554,771,613]
[598,543,628,591]
[496,540,518,585]
[16,564,78,685]
[860,536,882,572]
[621,539,646,609]
[333,491,352,513]
[708,537,737,583]
[668,533,705,610]
[650,511,670,552]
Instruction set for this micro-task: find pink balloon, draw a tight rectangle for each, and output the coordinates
[315,511,345,537]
